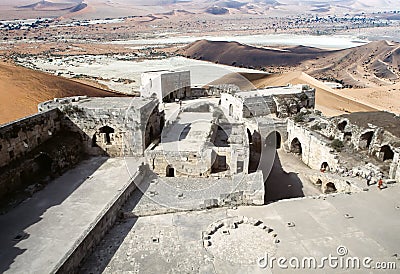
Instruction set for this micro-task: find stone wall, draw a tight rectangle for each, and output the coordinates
[54,164,148,274]
[140,71,191,102]
[323,115,400,181]
[0,109,61,168]
[147,148,214,177]
[287,119,340,171]
[0,109,71,201]
[40,97,162,157]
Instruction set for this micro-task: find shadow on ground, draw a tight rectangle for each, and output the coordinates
[263,150,305,203]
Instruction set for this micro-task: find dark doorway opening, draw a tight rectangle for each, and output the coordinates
[211,155,228,173]
[213,125,229,147]
[380,145,394,161]
[321,162,329,172]
[325,182,337,193]
[248,130,261,173]
[360,131,373,149]
[290,138,302,155]
[166,165,175,177]
[99,126,115,145]
[338,120,347,132]
[229,104,233,116]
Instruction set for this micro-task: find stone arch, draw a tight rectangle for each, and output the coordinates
[360,131,373,149]
[337,120,347,132]
[325,182,337,193]
[380,145,394,161]
[290,138,302,155]
[265,131,282,149]
[99,126,115,145]
[166,165,175,177]
[321,162,329,172]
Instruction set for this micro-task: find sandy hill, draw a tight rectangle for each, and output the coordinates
[3,0,400,20]
[17,0,87,13]
[303,40,400,88]
[180,40,400,88]
[0,62,123,125]
[178,39,332,67]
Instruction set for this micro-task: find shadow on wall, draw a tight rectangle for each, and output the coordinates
[0,115,111,273]
[264,151,305,203]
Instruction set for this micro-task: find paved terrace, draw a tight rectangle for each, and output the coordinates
[0,156,143,274]
[82,183,400,273]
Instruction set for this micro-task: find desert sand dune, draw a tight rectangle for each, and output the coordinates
[179,39,332,68]
[0,62,124,125]
[180,40,400,88]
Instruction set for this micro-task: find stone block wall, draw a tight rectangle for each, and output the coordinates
[0,131,83,202]
[147,149,213,177]
[0,109,61,168]
[140,71,191,102]
[54,164,148,273]
[287,120,340,171]
[49,97,161,157]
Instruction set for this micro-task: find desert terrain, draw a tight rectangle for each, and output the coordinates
[0,61,122,124]
[0,0,400,124]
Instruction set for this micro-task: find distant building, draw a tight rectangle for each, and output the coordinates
[220,84,315,121]
[140,70,191,102]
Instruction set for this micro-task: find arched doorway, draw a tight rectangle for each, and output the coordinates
[290,138,302,155]
[166,165,175,177]
[360,131,373,149]
[338,120,347,132]
[265,131,281,149]
[321,162,329,172]
[380,145,394,161]
[325,182,337,194]
[98,126,115,145]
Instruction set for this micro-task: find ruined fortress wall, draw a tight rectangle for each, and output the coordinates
[0,109,61,169]
[287,120,339,170]
[147,149,213,177]
[54,164,148,274]
[220,93,243,121]
[161,71,191,99]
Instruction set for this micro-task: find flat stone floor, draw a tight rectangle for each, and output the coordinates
[81,183,400,273]
[0,156,143,274]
